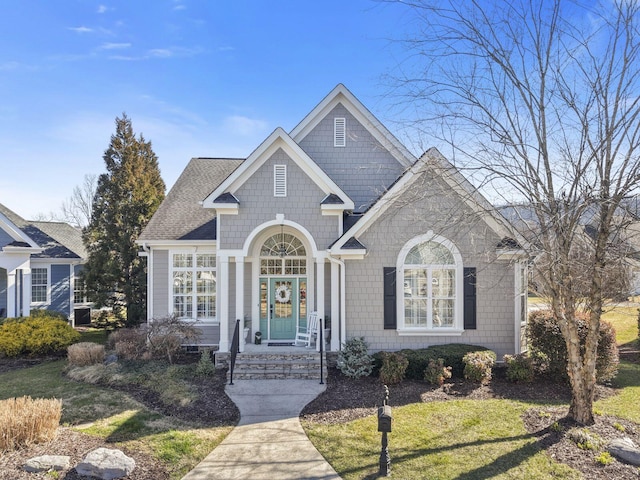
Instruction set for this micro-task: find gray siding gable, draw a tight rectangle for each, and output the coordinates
[298,103,407,212]
[221,148,339,250]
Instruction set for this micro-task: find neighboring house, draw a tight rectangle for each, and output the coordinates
[0,203,89,324]
[138,84,528,357]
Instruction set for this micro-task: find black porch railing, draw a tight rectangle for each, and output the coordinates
[228,319,240,385]
[319,316,324,385]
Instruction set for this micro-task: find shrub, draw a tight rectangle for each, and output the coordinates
[92,309,125,330]
[108,327,147,361]
[338,337,373,378]
[504,353,535,383]
[463,350,496,383]
[528,309,619,382]
[195,349,215,377]
[0,315,80,357]
[423,358,452,386]
[0,396,62,451]
[144,316,201,364]
[567,427,603,451]
[378,351,409,385]
[398,344,490,380]
[67,342,105,367]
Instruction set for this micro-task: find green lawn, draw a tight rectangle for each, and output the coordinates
[0,359,233,479]
[304,305,640,479]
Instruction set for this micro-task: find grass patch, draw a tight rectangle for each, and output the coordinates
[304,400,580,480]
[602,306,639,346]
[0,359,232,479]
[78,328,109,345]
[595,360,640,424]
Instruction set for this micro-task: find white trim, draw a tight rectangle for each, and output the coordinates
[0,211,42,251]
[290,84,415,169]
[202,128,354,211]
[236,257,245,352]
[515,260,528,354]
[30,265,50,306]
[395,232,464,334]
[239,216,319,258]
[315,257,325,352]
[218,256,229,352]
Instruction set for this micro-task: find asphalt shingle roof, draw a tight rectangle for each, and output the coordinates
[139,158,244,241]
[0,203,86,259]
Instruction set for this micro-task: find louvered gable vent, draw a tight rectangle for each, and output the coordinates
[274,164,287,197]
[334,117,346,147]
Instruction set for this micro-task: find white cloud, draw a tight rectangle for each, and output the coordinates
[97,5,108,14]
[68,26,93,34]
[148,48,173,58]
[99,42,131,50]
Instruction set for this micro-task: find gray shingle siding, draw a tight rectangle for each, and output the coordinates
[221,148,339,250]
[344,170,516,358]
[152,250,169,318]
[297,104,407,212]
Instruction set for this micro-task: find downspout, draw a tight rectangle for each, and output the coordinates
[140,242,152,322]
[328,255,346,350]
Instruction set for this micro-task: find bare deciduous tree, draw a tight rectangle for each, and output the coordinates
[60,174,97,228]
[388,0,640,424]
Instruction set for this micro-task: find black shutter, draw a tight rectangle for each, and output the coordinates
[383,267,397,329]
[463,267,477,330]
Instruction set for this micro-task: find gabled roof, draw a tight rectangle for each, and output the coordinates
[0,203,85,259]
[330,148,528,255]
[138,158,244,242]
[202,128,354,211]
[290,84,415,169]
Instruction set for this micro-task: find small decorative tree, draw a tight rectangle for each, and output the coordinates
[338,337,373,378]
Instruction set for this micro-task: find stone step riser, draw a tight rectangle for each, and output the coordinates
[227,353,326,380]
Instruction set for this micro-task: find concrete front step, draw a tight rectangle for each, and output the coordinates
[227,352,328,380]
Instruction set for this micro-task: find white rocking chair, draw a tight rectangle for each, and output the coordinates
[295,311,319,348]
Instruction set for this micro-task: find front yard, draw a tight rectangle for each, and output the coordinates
[0,306,638,479]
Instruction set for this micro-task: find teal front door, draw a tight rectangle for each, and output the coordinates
[269,278,297,339]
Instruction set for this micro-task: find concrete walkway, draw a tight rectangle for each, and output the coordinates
[181,379,342,480]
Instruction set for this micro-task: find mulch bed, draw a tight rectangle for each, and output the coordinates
[1,357,639,479]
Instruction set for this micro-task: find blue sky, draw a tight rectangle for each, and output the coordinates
[0,0,417,220]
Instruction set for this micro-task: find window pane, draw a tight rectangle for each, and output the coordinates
[174,296,192,318]
[197,271,216,293]
[406,241,454,265]
[32,268,47,302]
[432,269,455,297]
[197,295,216,318]
[173,253,192,268]
[173,271,192,294]
[404,269,427,297]
[196,254,216,268]
[433,299,454,327]
[404,299,427,327]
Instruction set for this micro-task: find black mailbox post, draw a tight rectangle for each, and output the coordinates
[378,385,392,476]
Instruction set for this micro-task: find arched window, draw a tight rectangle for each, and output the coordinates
[260,233,307,275]
[398,234,463,331]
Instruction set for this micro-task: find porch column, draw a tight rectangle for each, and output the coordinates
[6,270,16,318]
[235,258,245,352]
[22,268,31,318]
[330,260,340,352]
[218,256,230,352]
[315,257,325,352]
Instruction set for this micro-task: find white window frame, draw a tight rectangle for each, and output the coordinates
[274,164,287,197]
[169,250,217,324]
[31,266,50,305]
[396,233,464,336]
[334,117,346,147]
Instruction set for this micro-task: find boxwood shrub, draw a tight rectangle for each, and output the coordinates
[0,313,80,357]
[374,344,490,380]
[528,309,619,383]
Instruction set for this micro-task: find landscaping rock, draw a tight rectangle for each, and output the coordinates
[76,447,136,480]
[105,353,118,365]
[609,437,640,466]
[23,455,70,473]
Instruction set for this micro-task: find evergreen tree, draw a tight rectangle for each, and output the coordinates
[82,114,165,325]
